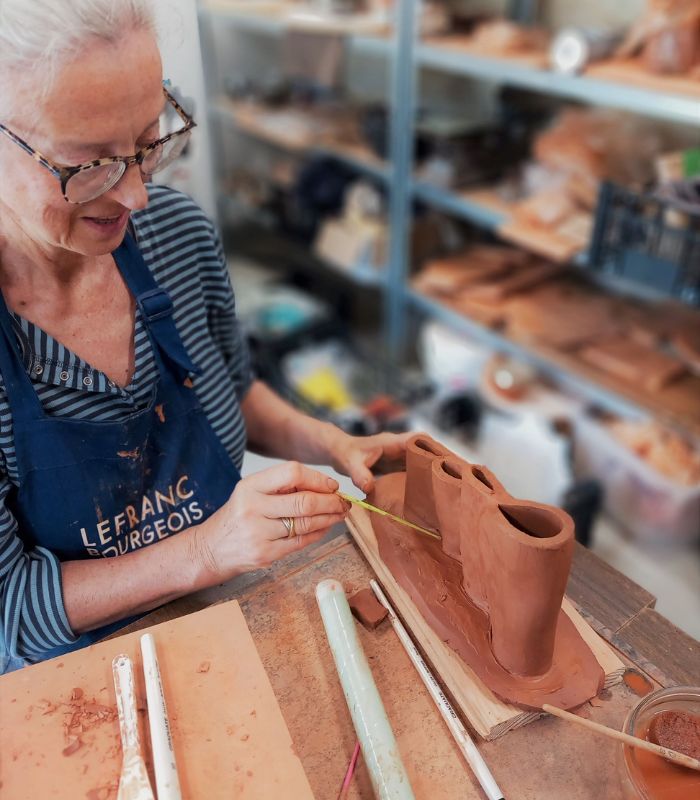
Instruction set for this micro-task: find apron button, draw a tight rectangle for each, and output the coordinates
[33,364,43,375]
[83,376,93,387]
[59,370,70,381]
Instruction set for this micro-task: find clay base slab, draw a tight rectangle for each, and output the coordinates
[347,507,625,740]
[0,600,314,800]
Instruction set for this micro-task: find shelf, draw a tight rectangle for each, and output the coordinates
[201,7,700,128]
[219,195,386,289]
[413,180,591,263]
[408,289,700,441]
[413,181,507,230]
[200,1,391,55]
[211,97,389,183]
[418,40,700,128]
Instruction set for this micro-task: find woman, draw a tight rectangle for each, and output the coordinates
[0,0,410,670]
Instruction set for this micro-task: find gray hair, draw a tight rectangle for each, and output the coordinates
[0,0,156,113]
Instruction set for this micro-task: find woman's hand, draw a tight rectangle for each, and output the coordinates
[193,461,350,580]
[325,429,414,494]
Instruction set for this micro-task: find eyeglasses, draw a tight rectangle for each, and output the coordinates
[0,88,196,203]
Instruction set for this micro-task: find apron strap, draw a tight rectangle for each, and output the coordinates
[113,233,202,382]
[0,291,45,422]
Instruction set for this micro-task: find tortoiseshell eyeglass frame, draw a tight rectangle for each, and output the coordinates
[0,87,196,203]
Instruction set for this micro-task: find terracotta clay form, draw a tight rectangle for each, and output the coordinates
[348,588,388,630]
[368,434,604,710]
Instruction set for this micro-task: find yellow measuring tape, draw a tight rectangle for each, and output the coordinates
[338,491,441,541]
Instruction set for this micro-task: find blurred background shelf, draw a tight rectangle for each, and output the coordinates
[408,288,700,441]
[211,96,389,182]
[418,40,700,126]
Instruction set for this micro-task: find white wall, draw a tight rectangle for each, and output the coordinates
[154,0,217,220]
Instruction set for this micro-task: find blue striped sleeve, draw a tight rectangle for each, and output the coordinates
[0,473,77,660]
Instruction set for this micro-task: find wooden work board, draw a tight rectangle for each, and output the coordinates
[346,507,625,740]
[0,600,314,800]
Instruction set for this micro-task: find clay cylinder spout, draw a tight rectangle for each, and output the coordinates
[403,435,448,531]
[431,458,464,560]
[483,502,574,677]
[459,464,505,613]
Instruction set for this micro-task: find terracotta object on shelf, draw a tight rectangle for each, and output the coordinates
[369,433,604,710]
[578,338,687,391]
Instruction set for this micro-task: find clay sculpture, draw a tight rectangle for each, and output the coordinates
[369,434,604,710]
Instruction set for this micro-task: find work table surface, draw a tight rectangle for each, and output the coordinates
[115,529,699,799]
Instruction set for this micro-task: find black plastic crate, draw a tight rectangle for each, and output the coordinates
[589,181,700,306]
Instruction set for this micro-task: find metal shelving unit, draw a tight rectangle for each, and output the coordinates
[199,0,700,439]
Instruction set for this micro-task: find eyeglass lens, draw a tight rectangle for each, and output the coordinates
[65,131,191,203]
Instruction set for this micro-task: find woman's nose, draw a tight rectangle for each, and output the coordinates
[106,161,149,210]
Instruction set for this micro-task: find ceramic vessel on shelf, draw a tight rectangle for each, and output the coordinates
[619,685,700,799]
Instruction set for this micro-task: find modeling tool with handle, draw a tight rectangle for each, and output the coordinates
[316,579,416,800]
[140,634,183,800]
[112,654,156,800]
[370,580,506,800]
[543,704,700,772]
[338,491,441,540]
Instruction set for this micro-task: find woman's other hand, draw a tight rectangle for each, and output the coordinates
[326,429,414,494]
[194,461,350,579]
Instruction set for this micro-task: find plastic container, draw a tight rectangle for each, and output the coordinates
[573,415,700,544]
[619,686,700,799]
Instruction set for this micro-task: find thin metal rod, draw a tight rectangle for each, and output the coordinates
[338,492,441,540]
[370,580,507,800]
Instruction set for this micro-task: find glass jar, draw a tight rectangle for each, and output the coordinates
[619,685,700,799]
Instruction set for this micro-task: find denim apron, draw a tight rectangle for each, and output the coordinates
[0,232,241,670]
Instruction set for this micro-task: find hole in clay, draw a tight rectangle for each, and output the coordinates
[415,438,442,456]
[440,459,462,480]
[498,505,562,539]
[472,467,494,491]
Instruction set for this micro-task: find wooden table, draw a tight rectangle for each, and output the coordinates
[115,530,700,799]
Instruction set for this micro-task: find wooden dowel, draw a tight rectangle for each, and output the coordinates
[542,703,700,772]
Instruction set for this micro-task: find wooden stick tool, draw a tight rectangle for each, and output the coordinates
[370,580,506,800]
[338,492,441,540]
[542,703,700,772]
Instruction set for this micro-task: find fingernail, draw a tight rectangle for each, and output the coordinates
[327,477,339,490]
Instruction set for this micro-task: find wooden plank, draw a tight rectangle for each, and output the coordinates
[0,600,314,800]
[567,543,657,638]
[611,607,700,688]
[346,507,624,740]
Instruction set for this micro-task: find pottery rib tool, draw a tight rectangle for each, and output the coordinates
[337,491,441,540]
[370,580,507,800]
[140,634,183,800]
[316,579,416,800]
[542,704,700,772]
[112,654,156,800]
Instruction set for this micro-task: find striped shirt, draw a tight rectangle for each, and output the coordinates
[0,185,253,662]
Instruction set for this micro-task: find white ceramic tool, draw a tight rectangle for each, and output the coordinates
[112,654,156,800]
[140,634,183,800]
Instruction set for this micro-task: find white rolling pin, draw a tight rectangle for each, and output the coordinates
[316,579,415,800]
[370,580,506,800]
[140,634,182,800]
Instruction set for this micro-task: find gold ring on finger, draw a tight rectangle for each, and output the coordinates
[282,516,295,538]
